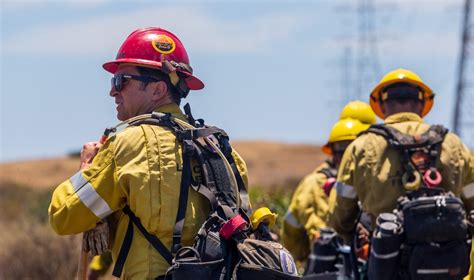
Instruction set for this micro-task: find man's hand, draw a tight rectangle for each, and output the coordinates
[83,220,110,256]
[355,223,370,260]
[80,142,102,170]
[356,222,370,246]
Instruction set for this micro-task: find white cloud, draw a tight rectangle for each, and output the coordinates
[2,5,312,55]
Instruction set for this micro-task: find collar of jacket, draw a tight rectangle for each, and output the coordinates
[154,103,187,122]
[384,112,423,124]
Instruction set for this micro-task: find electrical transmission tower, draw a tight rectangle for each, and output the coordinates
[340,46,354,101]
[453,0,473,147]
[355,0,382,101]
[336,0,382,106]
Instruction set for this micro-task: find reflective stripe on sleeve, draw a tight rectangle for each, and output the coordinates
[335,182,357,199]
[284,211,302,228]
[70,171,113,219]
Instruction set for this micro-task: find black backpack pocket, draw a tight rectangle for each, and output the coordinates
[166,246,225,280]
[403,195,467,243]
[407,240,469,280]
[194,215,227,261]
[168,257,225,280]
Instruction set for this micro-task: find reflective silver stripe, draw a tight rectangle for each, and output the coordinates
[284,211,302,228]
[371,249,399,259]
[69,171,113,219]
[308,254,338,261]
[462,183,474,199]
[417,268,449,274]
[335,182,357,199]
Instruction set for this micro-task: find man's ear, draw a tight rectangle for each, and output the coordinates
[150,81,168,102]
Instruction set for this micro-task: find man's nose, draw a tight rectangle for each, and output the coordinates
[109,87,118,97]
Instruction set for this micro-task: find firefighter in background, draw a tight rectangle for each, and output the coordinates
[87,252,112,280]
[48,27,249,279]
[281,101,376,261]
[329,68,474,241]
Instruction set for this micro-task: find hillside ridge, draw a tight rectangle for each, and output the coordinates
[0,140,326,190]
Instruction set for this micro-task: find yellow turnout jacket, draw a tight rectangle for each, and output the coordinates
[49,104,249,279]
[281,161,336,261]
[330,112,474,241]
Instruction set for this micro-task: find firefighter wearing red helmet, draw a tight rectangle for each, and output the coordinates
[49,27,249,279]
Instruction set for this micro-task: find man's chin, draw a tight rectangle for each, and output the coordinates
[117,112,126,121]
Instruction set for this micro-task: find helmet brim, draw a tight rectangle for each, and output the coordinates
[369,78,433,119]
[103,58,205,90]
[322,143,332,155]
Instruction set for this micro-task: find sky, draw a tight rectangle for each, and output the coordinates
[0,0,471,162]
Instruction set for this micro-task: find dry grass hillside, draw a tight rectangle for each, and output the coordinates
[0,140,326,190]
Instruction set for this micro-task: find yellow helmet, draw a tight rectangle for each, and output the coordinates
[322,118,370,155]
[370,68,434,119]
[250,207,277,231]
[339,100,377,125]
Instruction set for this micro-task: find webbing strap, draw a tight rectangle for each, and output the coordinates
[126,206,172,262]
[318,167,337,179]
[171,142,193,253]
[364,125,418,182]
[191,184,218,210]
[183,103,197,126]
[362,124,448,182]
[177,127,228,141]
[112,217,134,277]
[363,124,448,150]
[229,159,250,214]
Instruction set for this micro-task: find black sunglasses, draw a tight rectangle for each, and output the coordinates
[111,74,159,91]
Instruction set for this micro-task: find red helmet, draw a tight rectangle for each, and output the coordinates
[103,27,204,91]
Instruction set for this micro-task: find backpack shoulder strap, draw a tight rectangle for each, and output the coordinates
[318,167,337,179]
[318,167,337,196]
[360,124,409,148]
[362,123,448,150]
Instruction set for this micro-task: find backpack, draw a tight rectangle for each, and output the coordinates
[362,124,470,279]
[398,188,470,280]
[369,187,470,280]
[108,104,299,280]
[361,124,448,190]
